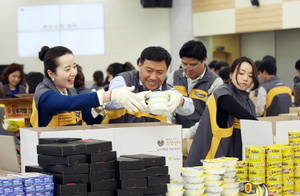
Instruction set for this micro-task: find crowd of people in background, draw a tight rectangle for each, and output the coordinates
[0,39,299,165]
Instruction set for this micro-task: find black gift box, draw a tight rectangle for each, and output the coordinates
[116,169,146,180]
[90,151,117,163]
[115,188,144,196]
[147,175,170,186]
[120,154,165,167]
[88,190,114,196]
[38,154,89,165]
[25,165,43,173]
[56,194,87,196]
[143,184,167,195]
[89,161,116,172]
[88,179,117,192]
[69,139,112,153]
[116,157,145,170]
[52,173,89,184]
[37,143,86,156]
[89,170,116,182]
[43,163,89,174]
[118,178,147,189]
[55,183,87,195]
[39,138,82,144]
[145,166,169,176]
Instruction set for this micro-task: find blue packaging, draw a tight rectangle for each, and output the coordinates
[3,193,25,196]
[43,183,54,191]
[0,186,14,194]
[8,173,53,185]
[0,176,13,187]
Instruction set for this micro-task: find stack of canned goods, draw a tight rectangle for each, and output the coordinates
[246,146,266,183]
[281,145,294,195]
[294,145,300,195]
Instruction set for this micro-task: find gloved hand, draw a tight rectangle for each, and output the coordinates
[163,90,183,115]
[111,86,148,113]
[135,91,151,113]
[182,128,192,140]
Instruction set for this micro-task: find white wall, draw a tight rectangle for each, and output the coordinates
[0,0,172,85]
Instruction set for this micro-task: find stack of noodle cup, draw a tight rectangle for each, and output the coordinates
[279,144,294,196]
[236,161,248,181]
[246,146,266,183]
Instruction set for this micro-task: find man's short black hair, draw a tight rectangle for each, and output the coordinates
[295,59,300,70]
[140,46,172,68]
[257,59,277,75]
[179,40,207,61]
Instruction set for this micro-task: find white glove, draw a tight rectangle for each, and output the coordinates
[163,90,182,115]
[182,128,192,140]
[135,91,151,113]
[111,86,147,113]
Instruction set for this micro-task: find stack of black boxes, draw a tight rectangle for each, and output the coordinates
[32,138,117,196]
[118,154,170,196]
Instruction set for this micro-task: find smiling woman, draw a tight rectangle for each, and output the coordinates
[30,46,149,127]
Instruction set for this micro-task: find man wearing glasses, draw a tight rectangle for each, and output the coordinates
[167,40,223,139]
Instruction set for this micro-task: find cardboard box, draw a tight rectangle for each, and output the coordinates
[0,135,20,174]
[117,178,147,189]
[37,143,86,156]
[116,157,145,170]
[0,96,33,119]
[20,122,182,179]
[88,190,114,196]
[143,184,167,195]
[145,166,168,177]
[88,179,117,192]
[89,161,116,173]
[116,169,146,180]
[241,116,300,160]
[115,188,144,196]
[70,139,112,153]
[146,175,170,186]
[90,151,117,163]
[120,154,165,167]
[38,154,89,166]
[52,173,89,184]
[42,163,89,174]
[55,183,87,195]
[39,138,82,144]
[88,170,115,182]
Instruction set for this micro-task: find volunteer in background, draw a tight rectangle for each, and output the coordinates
[167,40,222,139]
[185,56,259,167]
[25,72,44,94]
[103,46,194,124]
[30,46,148,127]
[294,59,300,106]
[255,59,292,117]
[1,63,26,98]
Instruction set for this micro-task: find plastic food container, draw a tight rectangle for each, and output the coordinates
[204,174,222,181]
[145,91,169,115]
[182,176,205,184]
[183,182,205,190]
[224,171,237,178]
[223,177,237,183]
[184,188,206,195]
[221,157,238,167]
[180,167,204,177]
[204,167,226,175]
[166,190,184,196]
[222,188,239,194]
[223,182,240,189]
[167,182,184,192]
[201,159,225,168]
[205,186,225,193]
[204,180,223,187]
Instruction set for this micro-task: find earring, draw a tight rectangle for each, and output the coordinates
[51,78,55,81]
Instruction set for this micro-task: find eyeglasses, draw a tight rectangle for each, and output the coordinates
[181,62,201,69]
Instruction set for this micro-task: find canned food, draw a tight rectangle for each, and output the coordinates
[288,130,300,140]
[247,155,265,163]
[295,179,300,187]
[249,176,265,183]
[268,189,282,196]
[294,176,300,181]
[266,154,282,162]
[289,139,300,146]
[281,145,294,155]
[246,146,265,156]
[282,188,294,195]
[294,146,300,155]
[266,176,282,183]
[282,160,294,168]
[264,145,282,155]
[266,168,282,177]
[282,181,294,189]
[282,154,294,161]
[282,175,294,182]
[249,162,266,170]
[295,155,300,162]
[236,161,248,169]
[282,168,293,175]
[266,183,282,190]
[249,169,265,178]
[266,162,282,169]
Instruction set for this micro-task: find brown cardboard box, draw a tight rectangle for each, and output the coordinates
[0,95,33,119]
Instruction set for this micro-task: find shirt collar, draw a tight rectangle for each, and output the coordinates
[182,66,207,81]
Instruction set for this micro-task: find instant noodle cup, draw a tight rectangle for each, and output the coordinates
[246,155,265,163]
[245,146,265,156]
[236,161,248,169]
[266,154,282,162]
[288,130,300,140]
[249,162,266,170]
